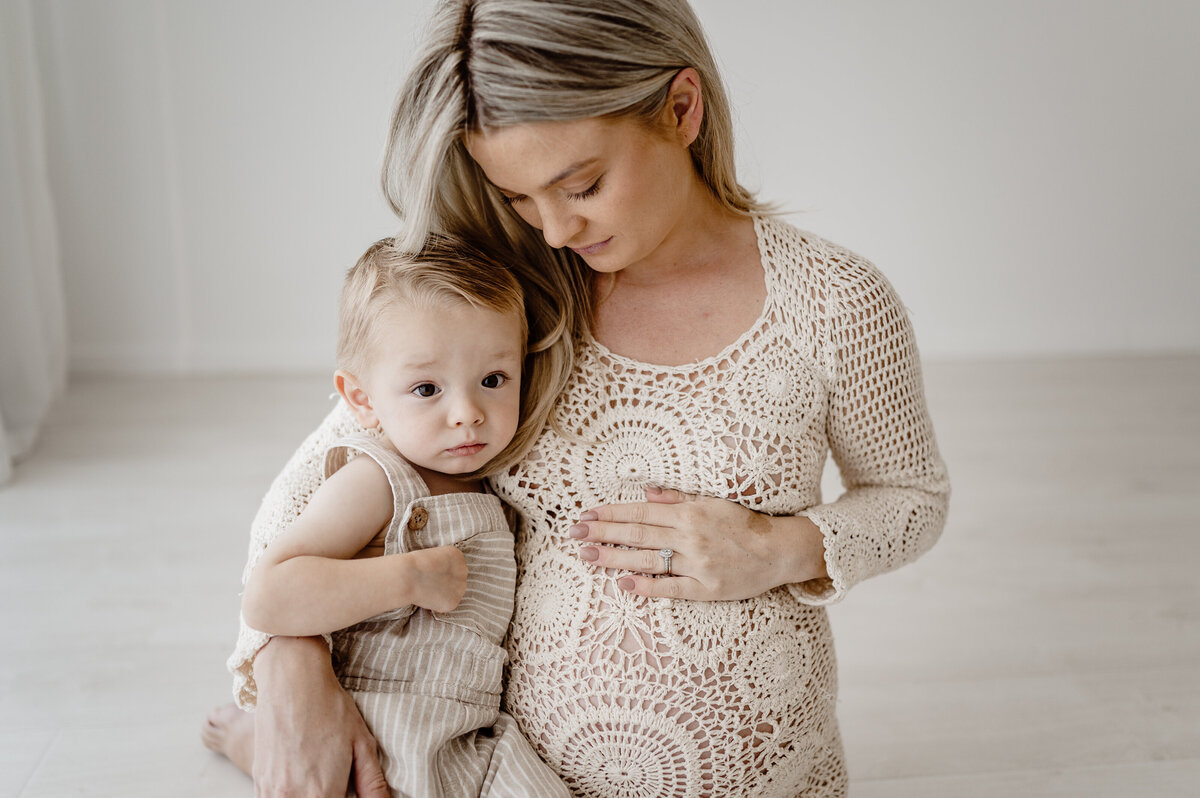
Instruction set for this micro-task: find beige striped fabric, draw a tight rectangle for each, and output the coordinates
[325,435,568,798]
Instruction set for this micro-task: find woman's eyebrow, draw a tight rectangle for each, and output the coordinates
[541,158,600,190]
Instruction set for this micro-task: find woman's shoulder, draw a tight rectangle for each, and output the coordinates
[757,216,876,278]
[258,401,373,501]
[288,400,367,458]
[757,215,903,314]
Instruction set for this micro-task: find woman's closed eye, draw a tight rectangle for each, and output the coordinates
[566,176,602,202]
[497,176,602,206]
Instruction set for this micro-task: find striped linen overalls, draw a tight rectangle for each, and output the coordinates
[325,435,568,798]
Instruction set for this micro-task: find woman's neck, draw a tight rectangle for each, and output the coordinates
[616,184,750,290]
[588,197,764,366]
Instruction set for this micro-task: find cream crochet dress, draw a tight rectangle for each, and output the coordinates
[229,216,950,797]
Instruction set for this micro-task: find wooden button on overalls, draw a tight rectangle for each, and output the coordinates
[408,506,429,531]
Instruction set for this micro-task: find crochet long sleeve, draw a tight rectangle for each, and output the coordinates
[789,243,950,605]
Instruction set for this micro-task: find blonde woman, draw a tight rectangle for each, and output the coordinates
[206,1,950,795]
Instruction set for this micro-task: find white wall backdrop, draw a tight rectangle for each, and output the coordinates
[28,0,1200,374]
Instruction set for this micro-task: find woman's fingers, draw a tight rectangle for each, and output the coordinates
[352,733,390,798]
[616,574,703,600]
[572,489,707,577]
[579,490,692,526]
[644,486,693,504]
[573,491,776,600]
[571,518,669,548]
[571,488,700,546]
[580,541,677,575]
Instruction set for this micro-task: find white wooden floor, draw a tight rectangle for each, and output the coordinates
[1,355,1197,797]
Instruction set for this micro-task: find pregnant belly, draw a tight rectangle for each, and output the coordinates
[503,565,842,798]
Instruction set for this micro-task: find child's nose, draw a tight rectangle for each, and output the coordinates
[450,396,484,427]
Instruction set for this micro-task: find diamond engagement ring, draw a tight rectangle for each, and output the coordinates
[658,548,674,576]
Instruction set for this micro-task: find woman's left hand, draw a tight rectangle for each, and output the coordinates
[569,487,828,600]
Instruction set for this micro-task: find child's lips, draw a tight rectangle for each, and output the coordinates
[446,443,486,457]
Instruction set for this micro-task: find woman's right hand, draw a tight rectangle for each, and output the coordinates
[252,635,389,798]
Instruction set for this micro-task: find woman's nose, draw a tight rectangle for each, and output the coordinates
[539,205,584,249]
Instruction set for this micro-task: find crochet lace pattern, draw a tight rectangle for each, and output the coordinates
[489,217,949,797]
[228,216,949,797]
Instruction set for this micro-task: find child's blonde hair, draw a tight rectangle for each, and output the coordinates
[338,236,552,479]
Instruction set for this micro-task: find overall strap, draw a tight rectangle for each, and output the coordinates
[324,433,429,520]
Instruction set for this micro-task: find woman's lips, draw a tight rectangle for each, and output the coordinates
[571,237,612,256]
[446,443,486,457]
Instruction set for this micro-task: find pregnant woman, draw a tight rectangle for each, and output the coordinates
[206,1,950,795]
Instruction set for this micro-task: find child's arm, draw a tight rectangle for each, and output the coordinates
[242,455,467,636]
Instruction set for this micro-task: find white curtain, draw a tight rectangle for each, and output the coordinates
[0,0,67,484]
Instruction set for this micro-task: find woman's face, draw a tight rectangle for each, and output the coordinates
[466,114,701,275]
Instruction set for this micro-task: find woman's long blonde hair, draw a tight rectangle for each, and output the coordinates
[381,0,765,446]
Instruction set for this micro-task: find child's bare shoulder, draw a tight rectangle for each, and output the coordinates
[269,454,396,560]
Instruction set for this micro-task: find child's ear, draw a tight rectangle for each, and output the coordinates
[334,370,379,429]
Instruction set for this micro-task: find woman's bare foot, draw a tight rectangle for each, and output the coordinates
[202,702,255,776]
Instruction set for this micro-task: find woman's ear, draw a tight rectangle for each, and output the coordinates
[334,370,380,429]
[664,67,704,147]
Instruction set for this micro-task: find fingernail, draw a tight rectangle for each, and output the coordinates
[646,486,662,494]
[579,511,597,522]
[616,577,635,591]
[568,524,588,539]
[579,547,598,562]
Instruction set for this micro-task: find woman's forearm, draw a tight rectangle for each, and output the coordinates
[254,633,336,690]
[252,635,389,797]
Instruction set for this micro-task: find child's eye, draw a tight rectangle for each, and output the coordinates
[481,373,508,389]
[567,177,602,202]
[412,383,439,398]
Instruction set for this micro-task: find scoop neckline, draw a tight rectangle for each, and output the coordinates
[583,215,774,374]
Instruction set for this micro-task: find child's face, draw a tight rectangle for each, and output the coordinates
[355,299,524,477]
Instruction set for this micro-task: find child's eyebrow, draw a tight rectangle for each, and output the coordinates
[399,357,439,371]
[489,346,522,361]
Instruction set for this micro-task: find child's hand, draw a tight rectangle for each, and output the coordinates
[407,546,468,613]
